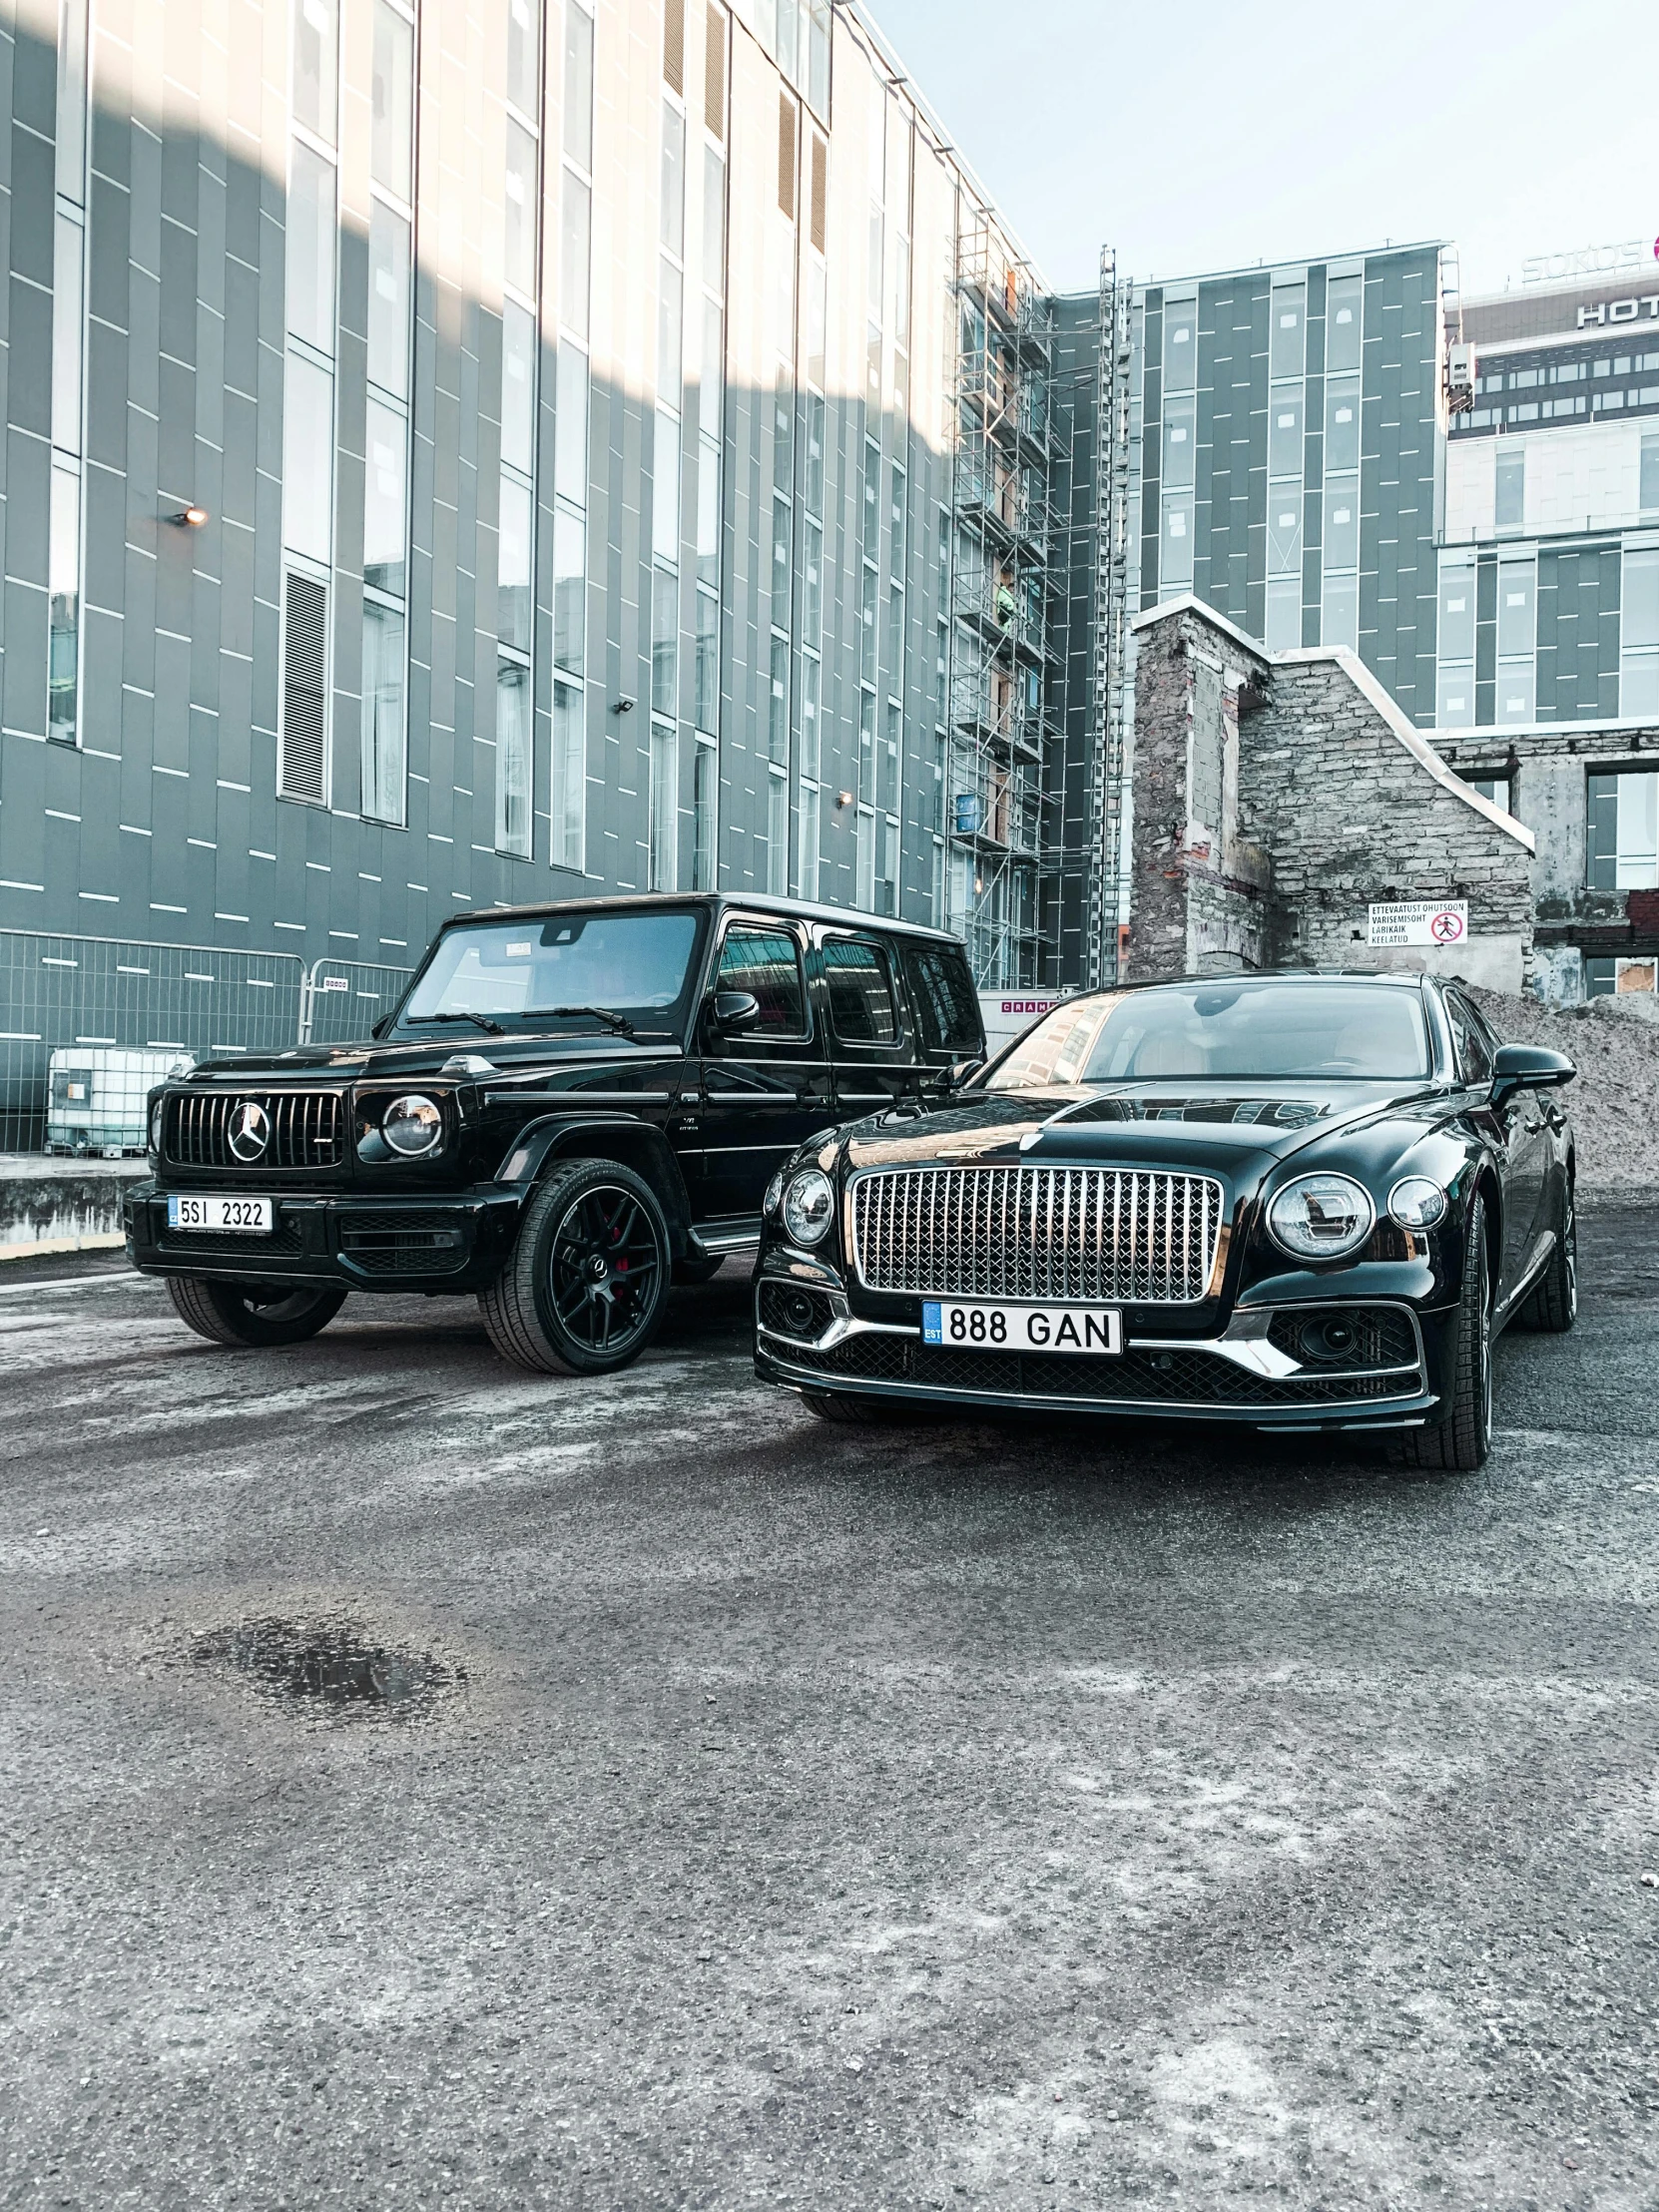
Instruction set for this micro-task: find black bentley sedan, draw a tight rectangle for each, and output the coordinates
[124,893,983,1376]
[753,972,1577,1469]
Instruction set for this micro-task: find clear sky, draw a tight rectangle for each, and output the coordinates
[864,0,1659,299]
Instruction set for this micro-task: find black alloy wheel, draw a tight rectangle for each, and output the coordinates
[478,1157,671,1376]
[1392,1191,1492,1473]
[166,1277,347,1348]
[1517,1176,1577,1333]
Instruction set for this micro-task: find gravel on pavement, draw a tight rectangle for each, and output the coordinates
[2,1211,1658,2209]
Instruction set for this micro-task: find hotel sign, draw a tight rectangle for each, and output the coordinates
[1577,294,1659,327]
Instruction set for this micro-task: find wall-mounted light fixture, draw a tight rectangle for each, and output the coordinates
[835,790,852,809]
[168,505,210,528]
[611,696,636,715]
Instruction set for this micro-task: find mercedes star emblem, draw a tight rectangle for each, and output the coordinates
[228,1099,271,1162]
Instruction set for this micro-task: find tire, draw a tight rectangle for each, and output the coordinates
[166,1276,347,1348]
[478,1157,672,1376]
[1392,1191,1493,1473]
[1516,1177,1577,1334]
[800,1391,915,1425]
[671,1253,725,1287]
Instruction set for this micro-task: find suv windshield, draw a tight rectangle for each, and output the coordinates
[398,908,707,1033]
[984,981,1431,1087]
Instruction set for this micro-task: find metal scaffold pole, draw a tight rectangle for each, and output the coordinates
[1089,243,1133,991]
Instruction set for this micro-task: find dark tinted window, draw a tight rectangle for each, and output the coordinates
[716,925,807,1037]
[903,944,982,1054]
[1445,990,1493,1084]
[824,938,898,1043]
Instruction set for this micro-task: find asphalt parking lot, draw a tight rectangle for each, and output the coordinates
[3,1210,1659,2211]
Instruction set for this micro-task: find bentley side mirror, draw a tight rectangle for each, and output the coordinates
[1489,1042,1575,1104]
[711,989,762,1035]
[947,1054,986,1089]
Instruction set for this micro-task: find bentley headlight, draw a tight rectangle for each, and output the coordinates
[763,1169,786,1219]
[1388,1175,1446,1229]
[1267,1172,1376,1263]
[782,1168,834,1247]
[382,1093,443,1157]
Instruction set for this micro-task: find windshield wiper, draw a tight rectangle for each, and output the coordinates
[523,1004,638,1037]
[415,1011,507,1035]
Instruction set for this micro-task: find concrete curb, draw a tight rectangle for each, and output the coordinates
[0,1156,149,1262]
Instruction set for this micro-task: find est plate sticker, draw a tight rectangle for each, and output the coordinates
[166,1194,274,1234]
[922,1301,1122,1356]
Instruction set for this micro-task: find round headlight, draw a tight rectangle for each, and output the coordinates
[782,1168,834,1247]
[1389,1175,1446,1229]
[763,1169,786,1219]
[1267,1173,1376,1263]
[149,1098,165,1154]
[382,1093,443,1157]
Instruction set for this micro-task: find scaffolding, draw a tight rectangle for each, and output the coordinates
[1089,242,1134,988]
[945,227,1060,986]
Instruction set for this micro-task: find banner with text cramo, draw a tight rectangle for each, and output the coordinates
[1367,899,1469,948]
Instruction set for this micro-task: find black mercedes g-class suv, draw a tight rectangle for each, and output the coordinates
[125,893,984,1376]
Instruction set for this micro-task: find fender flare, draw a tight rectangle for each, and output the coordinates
[496,1114,694,1257]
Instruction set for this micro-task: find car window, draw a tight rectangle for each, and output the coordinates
[824,938,899,1044]
[716,925,808,1038]
[902,944,982,1055]
[1444,991,1493,1085]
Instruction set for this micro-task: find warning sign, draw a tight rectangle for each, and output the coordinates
[1367,898,1469,948]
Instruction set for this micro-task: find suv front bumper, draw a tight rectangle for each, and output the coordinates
[125,1181,525,1293]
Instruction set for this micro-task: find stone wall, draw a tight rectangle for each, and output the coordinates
[1127,600,1537,991]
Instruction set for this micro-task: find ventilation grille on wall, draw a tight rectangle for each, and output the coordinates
[810,135,827,254]
[279,570,328,804]
[778,92,796,220]
[664,0,684,94]
[705,3,724,137]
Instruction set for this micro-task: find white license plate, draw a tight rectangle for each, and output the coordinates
[167,1194,274,1234]
[921,1301,1123,1356]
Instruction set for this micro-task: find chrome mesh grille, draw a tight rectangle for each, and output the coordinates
[163,1090,343,1170]
[850,1166,1225,1306]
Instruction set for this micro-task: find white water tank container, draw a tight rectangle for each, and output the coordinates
[46,1047,195,1157]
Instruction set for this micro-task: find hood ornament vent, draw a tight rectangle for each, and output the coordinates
[439,1053,498,1076]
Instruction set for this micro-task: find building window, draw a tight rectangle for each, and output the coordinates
[1587,771,1658,890]
[48,0,90,744]
[551,0,596,873]
[1495,553,1536,727]
[1435,553,1475,730]
[1321,273,1363,649]
[1494,443,1525,534]
[1641,433,1659,517]
[279,0,341,806]
[1620,546,1659,720]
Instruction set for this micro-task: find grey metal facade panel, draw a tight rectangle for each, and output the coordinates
[1358,248,1439,725]
[1535,544,1622,722]
[1194,276,1267,638]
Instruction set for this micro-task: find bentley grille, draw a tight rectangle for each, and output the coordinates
[164,1090,344,1170]
[850,1166,1225,1306]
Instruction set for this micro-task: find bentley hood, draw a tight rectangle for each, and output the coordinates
[838,1079,1446,1185]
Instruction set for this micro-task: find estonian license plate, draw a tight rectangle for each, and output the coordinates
[921,1301,1122,1356]
[166,1194,274,1235]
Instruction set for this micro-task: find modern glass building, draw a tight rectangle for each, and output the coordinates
[0,0,1059,998]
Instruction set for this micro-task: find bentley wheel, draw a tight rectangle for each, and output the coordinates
[166,1277,347,1348]
[1393,1192,1492,1474]
[479,1158,671,1377]
[1517,1178,1577,1334]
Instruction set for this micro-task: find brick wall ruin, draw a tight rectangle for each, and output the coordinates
[1127,600,1538,991]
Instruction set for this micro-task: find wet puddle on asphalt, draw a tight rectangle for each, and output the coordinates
[190,1617,460,1718]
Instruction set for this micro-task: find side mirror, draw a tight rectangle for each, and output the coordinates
[369,1013,396,1040]
[1490,1042,1575,1103]
[711,989,762,1035]
[947,1054,986,1089]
